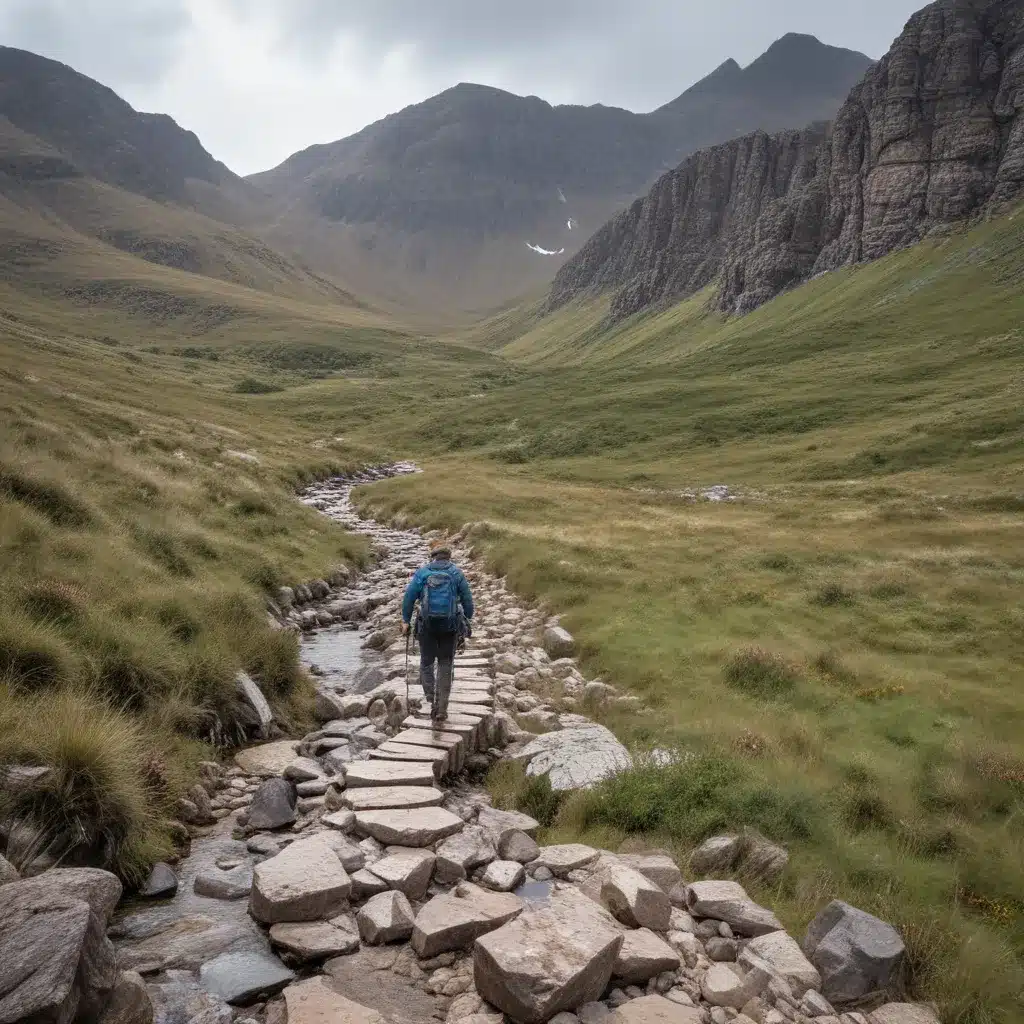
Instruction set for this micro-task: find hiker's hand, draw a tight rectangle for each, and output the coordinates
[401,622,410,636]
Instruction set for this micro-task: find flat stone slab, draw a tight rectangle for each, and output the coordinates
[686,880,783,937]
[394,729,464,751]
[411,882,524,957]
[477,807,540,841]
[269,920,360,962]
[610,995,703,1023]
[342,787,445,811]
[536,844,601,877]
[354,809,465,848]
[614,929,681,984]
[511,725,631,791]
[234,742,300,778]
[371,745,449,773]
[250,837,352,924]
[343,761,438,789]
[474,884,623,1023]
[199,950,294,1004]
[283,976,385,1024]
[367,849,436,900]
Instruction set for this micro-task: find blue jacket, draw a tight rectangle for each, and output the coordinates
[402,560,474,624]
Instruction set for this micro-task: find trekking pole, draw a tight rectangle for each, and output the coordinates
[404,627,410,712]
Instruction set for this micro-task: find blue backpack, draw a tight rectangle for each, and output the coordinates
[421,568,459,629]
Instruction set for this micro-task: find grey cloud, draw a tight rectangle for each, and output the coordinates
[240,0,925,111]
[0,0,191,87]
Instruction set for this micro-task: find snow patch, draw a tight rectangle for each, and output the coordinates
[526,243,565,256]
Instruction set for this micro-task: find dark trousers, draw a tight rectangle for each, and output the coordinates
[419,626,456,717]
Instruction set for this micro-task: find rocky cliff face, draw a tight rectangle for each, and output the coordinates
[550,0,1024,318]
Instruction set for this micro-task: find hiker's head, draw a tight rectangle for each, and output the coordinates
[429,539,452,560]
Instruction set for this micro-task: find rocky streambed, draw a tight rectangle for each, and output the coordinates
[0,465,935,1024]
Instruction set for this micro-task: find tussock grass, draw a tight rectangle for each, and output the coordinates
[0,685,177,882]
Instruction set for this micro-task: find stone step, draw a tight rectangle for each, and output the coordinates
[448,692,493,707]
[444,703,495,718]
[392,730,465,772]
[343,760,439,788]
[342,786,445,811]
[394,728,464,751]
[405,715,482,749]
[354,808,465,848]
[371,743,450,774]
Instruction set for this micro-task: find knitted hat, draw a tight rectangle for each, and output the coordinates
[429,538,452,557]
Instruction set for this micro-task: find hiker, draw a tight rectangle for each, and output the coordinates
[402,538,474,723]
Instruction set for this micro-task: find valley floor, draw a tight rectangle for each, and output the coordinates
[1,203,1023,1022]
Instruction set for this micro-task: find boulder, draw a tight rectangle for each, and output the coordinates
[352,666,387,694]
[323,811,357,833]
[511,725,631,791]
[97,971,153,1024]
[473,885,624,1023]
[477,807,540,842]
[435,826,496,883]
[0,855,18,887]
[803,901,906,1004]
[613,930,681,984]
[269,920,360,962]
[316,692,368,722]
[618,853,683,893]
[701,963,758,1010]
[234,742,300,778]
[602,865,671,931]
[742,932,821,997]
[368,849,436,900]
[0,872,120,1024]
[736,831,789,883]
[357,891,415,945]
[140,862,178,898]
[542,626,577,658]
[250,837,352,924]
[354,808,464,848]
[689,836,741,876]
[480,860,526,892]
[412,883,524,958]
[194,865,253,901]
[535,844,600,878]
[350,869,390,900]
[869,1005,940,1024]
[318,832,365,874]
[283,758,325,783]
[236,672,274,739]
[685,880,783,937]
[283,977,384,1024]
[498,830,540,864]
[609,995,703,1023]
[198,951,294,1005]
[247,778,298,831]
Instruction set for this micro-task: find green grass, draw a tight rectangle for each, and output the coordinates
[1,171,1022,1018]
[338,206,1024,1022]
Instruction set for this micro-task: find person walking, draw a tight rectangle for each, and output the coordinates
[402,538,474,724]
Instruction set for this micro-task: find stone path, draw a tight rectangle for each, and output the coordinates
[101,465,929,1024]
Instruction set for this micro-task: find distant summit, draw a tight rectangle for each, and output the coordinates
[248,33,870,311]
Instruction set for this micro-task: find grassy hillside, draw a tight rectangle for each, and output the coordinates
[1,161,1022,1017]
[331,206,1024,1022]
[0,226,502,881]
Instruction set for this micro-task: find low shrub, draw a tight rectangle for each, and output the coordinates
[724,647,801,698]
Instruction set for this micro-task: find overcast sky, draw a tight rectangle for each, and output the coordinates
[0,0,924,176]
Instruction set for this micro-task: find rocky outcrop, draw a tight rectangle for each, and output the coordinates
[550,0,1024,319]
[0,869,121,1024]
